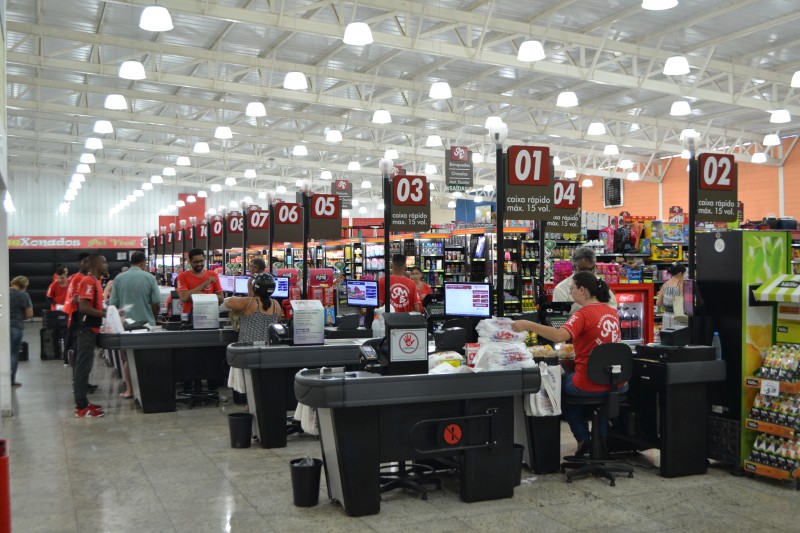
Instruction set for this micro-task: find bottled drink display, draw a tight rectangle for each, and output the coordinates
[629,308,640,340]
[620,306,632,340]
[755,344,800,382]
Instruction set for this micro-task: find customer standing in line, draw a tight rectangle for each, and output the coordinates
[9,276,33,388]
[246,257,267,296]
[74,254,108,418]
[109,252,161,400]
[656,263,686,330]
[511,272,625,456]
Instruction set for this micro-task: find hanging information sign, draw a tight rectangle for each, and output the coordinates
[225,212,244,248]
[390,174,431,232]
[208,215,224,250]
[273,202,304,243]
[192,221,208,251]
[334,179,353,209]
[504,145,557,222]
[445,146,473,192]
[308,194,342,241]
[247,205,270,246]
[695,153,738,222]
[547,180,582,232]
[174,228,185,254]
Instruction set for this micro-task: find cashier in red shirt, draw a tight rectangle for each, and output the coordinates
[46,265,69,310]
[511,271,625,457]
[377,254,422,313]
[175,248,223,315]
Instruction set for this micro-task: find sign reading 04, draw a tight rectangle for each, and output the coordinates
[390,174,431,231]
[504,145,559,222]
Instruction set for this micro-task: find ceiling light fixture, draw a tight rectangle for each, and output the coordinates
[447,200,457,208]
[257,191,267,199]
[587,122,606,135]
[342,209,351,218]
[425,163,437,174]
[71,173,85,182]
[564,169,577,179]
[142,182,153,191]
[320,170,332,180]
[792,71,800,88]
[119,60,146,80]
[104,94,128,110]
[228,200,238,208]
[352,198,360,207]
[426,135,443,147]
[553,156,561,166]
[162,166,176,176]
[384,149,399,159]
[348,161,361,171]
[210,184,223,192]
[663,56,690,76]
[343,22,373,46]
[79,153,96,164]
[292,145,308,156]
[358,206,367,214]
[85,137,103,150]
[484,116,504,129]
[472,153,484,164]
[619,159,634,170]
[176,156,191,166]
[670,100,692,116]
[603,144,620,156]
[627,172,640,181]
[372,109,392,124]
[197,190,208,198]
[276,185,287,193]
[93,120,114,134]
[763,134,781,146]
[429,81,452,100]
[225,177,237,187]
[214,126,232,140]
[556,91,579,107]
[283,71,308,90]
[186,195,196,203]
[680,149,691,159]
[770,109,791,124]
[325,129,343,142]
[581,178,594,187]
[751,152,768,164]
[245,102,267,117]
[150,175,163,184]
[361,180,372,189]
[193,142,210,154]
[134,190,145,197]
[642,0,678,10]
[517,40,545,62]
[243,169,257,179]
[76,164,91,174]
[139,5,173,32]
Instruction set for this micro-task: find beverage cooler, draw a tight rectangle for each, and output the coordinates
[609,284,655,345]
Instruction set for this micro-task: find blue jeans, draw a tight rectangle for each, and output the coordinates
[10,326,23,384]
[562,372,628,442]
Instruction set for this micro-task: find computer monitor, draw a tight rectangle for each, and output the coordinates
[218,274,235,293]
[234,275,250,295]
[683,278,695,317]
[272,277,289,299]
[443,282,492,318]
[346,280,379,308]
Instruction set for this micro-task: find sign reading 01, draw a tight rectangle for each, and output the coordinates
[390,174,431,232]
[273,202,303,243]
[504,145,557,222]
[308,194,341,241]
[695,153,738,222]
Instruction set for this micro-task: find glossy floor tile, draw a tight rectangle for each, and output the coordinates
[2,322,797,532]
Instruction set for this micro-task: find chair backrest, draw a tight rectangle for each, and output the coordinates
[586,343,633,419]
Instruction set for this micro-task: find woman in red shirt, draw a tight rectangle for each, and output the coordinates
[46,265,69,310]
[408,266,433,301]
[512,272,624,456]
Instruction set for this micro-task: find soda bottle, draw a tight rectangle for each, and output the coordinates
[630,308,641,341]
[621,307,632,340]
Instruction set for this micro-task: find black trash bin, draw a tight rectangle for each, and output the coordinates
[513,443,525,486]
[289,458,323,507]
[228,412,254,448]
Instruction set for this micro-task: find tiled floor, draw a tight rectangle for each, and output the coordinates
[2,322,798,532]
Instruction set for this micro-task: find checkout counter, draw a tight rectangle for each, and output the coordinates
[226,340,364,448]
[98,328,237,413]
[294,367,541,517]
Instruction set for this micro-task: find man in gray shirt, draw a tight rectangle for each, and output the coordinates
[108,251,161,398]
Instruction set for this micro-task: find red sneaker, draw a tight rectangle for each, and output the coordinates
[75,405,105,418]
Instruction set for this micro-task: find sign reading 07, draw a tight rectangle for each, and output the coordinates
[508,146,551,186]
[393,175,427,206]
[698,153,735,191]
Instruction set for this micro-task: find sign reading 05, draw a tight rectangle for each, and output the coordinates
[310,194,340,219]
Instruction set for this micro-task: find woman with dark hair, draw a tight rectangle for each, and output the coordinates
[408,265,433,301]
[512,271,624,455]
[46,265,69,310]
[223,273,283,401]
[657,263,687,329]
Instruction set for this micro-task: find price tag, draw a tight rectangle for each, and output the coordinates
[508,146,551,186]
[760,379,780,397]
[698,154,735,191]
[393,175,427,206]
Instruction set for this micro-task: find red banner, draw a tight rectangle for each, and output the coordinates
[8,236,146,249]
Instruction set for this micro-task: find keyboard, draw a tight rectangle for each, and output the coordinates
[546,317,568,328]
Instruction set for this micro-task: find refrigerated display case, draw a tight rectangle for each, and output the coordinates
[609,283,655,345]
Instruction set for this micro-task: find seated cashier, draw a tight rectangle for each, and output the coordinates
[511,272,627,457]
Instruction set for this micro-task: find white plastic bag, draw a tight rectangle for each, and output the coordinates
[103,305,125,334]
[294,401,319,435]
[526,362,563,416]
[472,342,533,371]
[475,317,528,343]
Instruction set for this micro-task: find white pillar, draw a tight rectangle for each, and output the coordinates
[778,166,785,218]
[0,198,11,417]
[658,182,663,220]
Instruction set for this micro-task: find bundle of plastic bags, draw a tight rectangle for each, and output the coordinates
[475,317,528,343]
[471,316,533,371]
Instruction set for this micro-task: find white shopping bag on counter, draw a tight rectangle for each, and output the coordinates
[294,402,319,435]
[526,362,563,417]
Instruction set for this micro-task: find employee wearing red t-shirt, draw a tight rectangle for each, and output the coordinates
[176,248,223,314]
[46,265,69,310]
[63,252,91,366]
[377,254,421,313]
[74,253,108,418]
[408,265,433,302]
[512,271,624,456]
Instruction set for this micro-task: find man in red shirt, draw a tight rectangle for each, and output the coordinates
[176,248,223,314]
[378,254,422,313]
[74,253,108,418]
[63,252,90,366]
[46,265,69,311]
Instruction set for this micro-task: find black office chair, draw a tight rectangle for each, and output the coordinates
[379,461,442,501]
[560,342,634,486]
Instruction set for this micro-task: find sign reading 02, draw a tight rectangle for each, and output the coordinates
[393,174,427,206]
[698,153,735,191]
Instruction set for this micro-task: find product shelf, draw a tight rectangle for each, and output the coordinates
[744,461,800,483]
[745,418,798,439]
[745,376,800,394]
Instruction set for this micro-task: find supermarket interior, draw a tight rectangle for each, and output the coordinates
[3,1,800,532]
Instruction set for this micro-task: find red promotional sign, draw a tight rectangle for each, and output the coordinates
[508,146,551,186]
[248,210,269,230]
[210,216,224,237]
[8,236,145,249]
[393,175,427,206]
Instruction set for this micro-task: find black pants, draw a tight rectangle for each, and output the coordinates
[63,314,80,364]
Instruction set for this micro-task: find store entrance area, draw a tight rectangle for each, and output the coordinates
[1,322,797,532]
